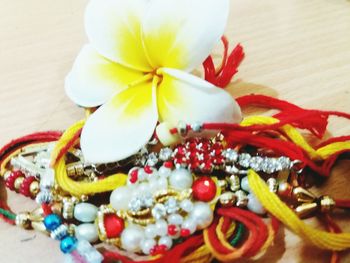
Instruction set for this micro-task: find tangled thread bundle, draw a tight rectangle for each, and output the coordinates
[0,37,349,263]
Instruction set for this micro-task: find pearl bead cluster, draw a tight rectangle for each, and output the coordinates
[109,164,214,255]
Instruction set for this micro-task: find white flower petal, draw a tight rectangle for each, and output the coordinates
[65,45,144,107]
[81,79,158,164]
[142,0,229,71]
[85,0,152,72]
[157,68,242,125]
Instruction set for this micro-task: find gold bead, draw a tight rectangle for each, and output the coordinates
[219,192,236,207]
[62,197,77,220]
[14,177,25,191]
[66,162,85,178]
[217,180,228,191]
[235,190,248,207]
[51,202,63,215]
[277,182,292,198]
[67,224,76,236]
[267,178,278,193]
[294,202,318,218]
[81,195,89,202]
[32,221,47,233]
[292,187,316,203]
[319,196,335,213]
[15,212,32,229]
[29,181,40,196]
[228,175,240,192]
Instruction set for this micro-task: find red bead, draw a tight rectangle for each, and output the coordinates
[176,146,186,155]
[104,214,124,239]
[129,169,138,184]
[144,166,153,174]
[192,176,217,202]
[19,176,37,198]
[150,245,167,256]
[5,171,24,191]
[167,224,178,236]
[180,228,191,237]
[163,161,173,169]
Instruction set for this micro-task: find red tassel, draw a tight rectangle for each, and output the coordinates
[203,36,245,88]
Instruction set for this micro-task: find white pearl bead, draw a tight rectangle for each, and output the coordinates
[180,199,194,212]
[140,238,156,255]
[157,177,168,190]
[158,236,173,249]
[241,176,250,192]
[181,218,197,234]
[145,224,157,239]
[75,223,98,243]
[247,193,266,215]
[138,169,148,181]
[168,214,183,225]
[110,186,132,211]
[137,183,150,195]
[74,203,98,223]
[158,166,172,178]
[156,122,181,146]
[148,180,159,193]
[121,225,145,252]
[169,168,193,190]
[155,219,168,237]
[190,202,213,229]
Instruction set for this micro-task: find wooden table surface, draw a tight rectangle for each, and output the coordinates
[0,0,349,262]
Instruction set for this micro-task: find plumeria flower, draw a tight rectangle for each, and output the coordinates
[65,0,242,164]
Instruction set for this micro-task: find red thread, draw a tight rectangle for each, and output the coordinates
[203,37,245,88]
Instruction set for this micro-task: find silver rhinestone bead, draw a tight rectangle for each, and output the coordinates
[222,149,238,162]
[159,148,173,161]
[190,122,203,133]
[277,157,291,170]
[249,156,264,171]
[261,158,277,174]
[238,153,251,168]
[164,197,179,214]
[146,153,158,167]
[225,165,240,174]
[152,204,167,220]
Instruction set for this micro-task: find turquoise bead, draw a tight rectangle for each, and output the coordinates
[60,236,77,254]
[44,214,62,231]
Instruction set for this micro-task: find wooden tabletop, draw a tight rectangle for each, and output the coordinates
[0,0,349,262]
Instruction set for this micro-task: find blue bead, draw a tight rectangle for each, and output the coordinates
[44,214,62,231]
[60,236,77,254]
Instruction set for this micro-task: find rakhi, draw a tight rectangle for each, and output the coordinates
[1,0,350,263]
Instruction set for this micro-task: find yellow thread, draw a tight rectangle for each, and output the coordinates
[241,116,350,161]
[317,141,350,159]
[181,218,236,263]
[55,157,127,197]
[50,119,86,167]
[51,120,127,197]
[248,169,350,251]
